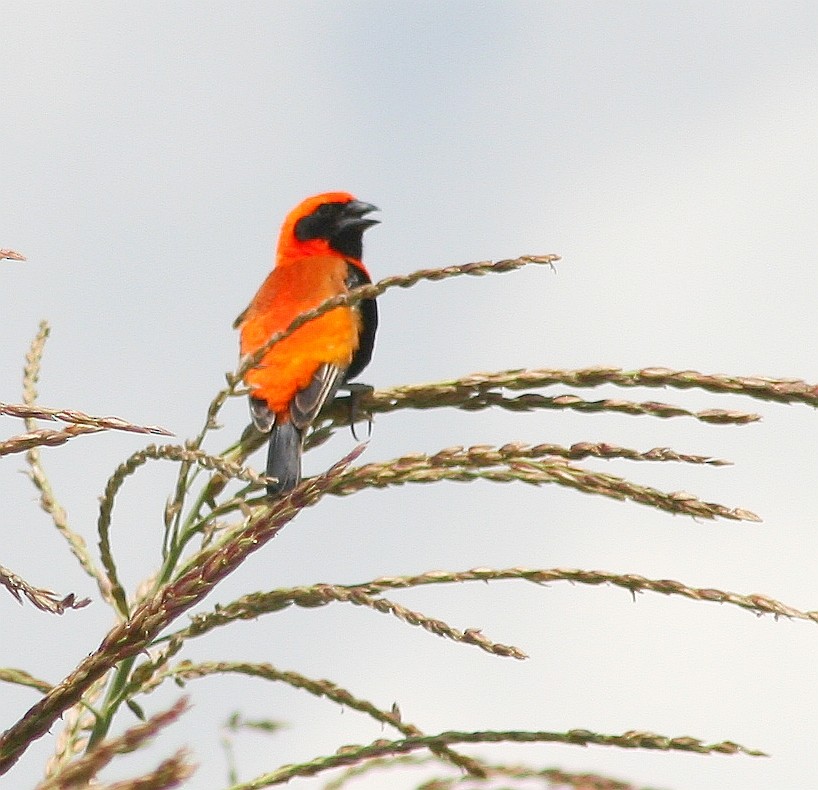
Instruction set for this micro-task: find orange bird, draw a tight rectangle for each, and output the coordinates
[236,192,379,497]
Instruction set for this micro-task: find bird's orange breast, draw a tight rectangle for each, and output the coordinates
[239,255,360,416]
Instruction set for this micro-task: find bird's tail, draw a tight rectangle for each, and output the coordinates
[266,420,303,497]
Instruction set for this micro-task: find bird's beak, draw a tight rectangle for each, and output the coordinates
[336,200,380,232]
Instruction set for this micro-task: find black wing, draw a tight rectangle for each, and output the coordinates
[249,396,275,433]
[290,362,345,429]
[344,262,378,382]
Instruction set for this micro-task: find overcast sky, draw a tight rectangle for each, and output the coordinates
[2,3,818,789]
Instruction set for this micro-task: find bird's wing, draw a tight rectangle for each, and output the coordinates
[249,396,276,433]
[344,261,378,382]
[290,362,345,429]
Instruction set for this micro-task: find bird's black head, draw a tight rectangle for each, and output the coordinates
[293,198,379,259]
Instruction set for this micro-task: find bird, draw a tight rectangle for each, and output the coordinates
[236,192,379,497]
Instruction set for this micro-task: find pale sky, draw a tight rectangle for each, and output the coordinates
[2,3,818,789]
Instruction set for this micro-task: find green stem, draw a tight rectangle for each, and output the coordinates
[85,655,137,749]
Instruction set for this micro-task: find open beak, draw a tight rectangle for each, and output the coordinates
[336,200,380,232]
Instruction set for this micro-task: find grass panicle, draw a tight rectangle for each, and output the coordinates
[324,451,760,522]
[0,668,53,695]
[0,565,90,614]
[6,252,814,789]
[146,661,486,777]
[227,729,764,789]
[34,698,192,790]
[165,565,817,665]
[0,424,103,457]
[0,449,364,772]
[0,400,172,435]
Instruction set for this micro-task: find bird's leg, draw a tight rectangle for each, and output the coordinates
[338,382,374,440]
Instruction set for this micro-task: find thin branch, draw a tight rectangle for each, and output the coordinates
[390,366,818,409]
[21,321,107,594]
[150,660,486,777]
[311,370,766,434]
[174,563,815,657]
[0,669,53,695]
[302,586,526,658]
[346,567,818,624]
[488,440,731,466]
[326,452,761,522]
[178,581,523,658]
[22,452,103,593]
[229,729,764,788]
[351,389,761,425]
[0,402,172,435]
[0,424,104,457]
[388,442,731,467]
